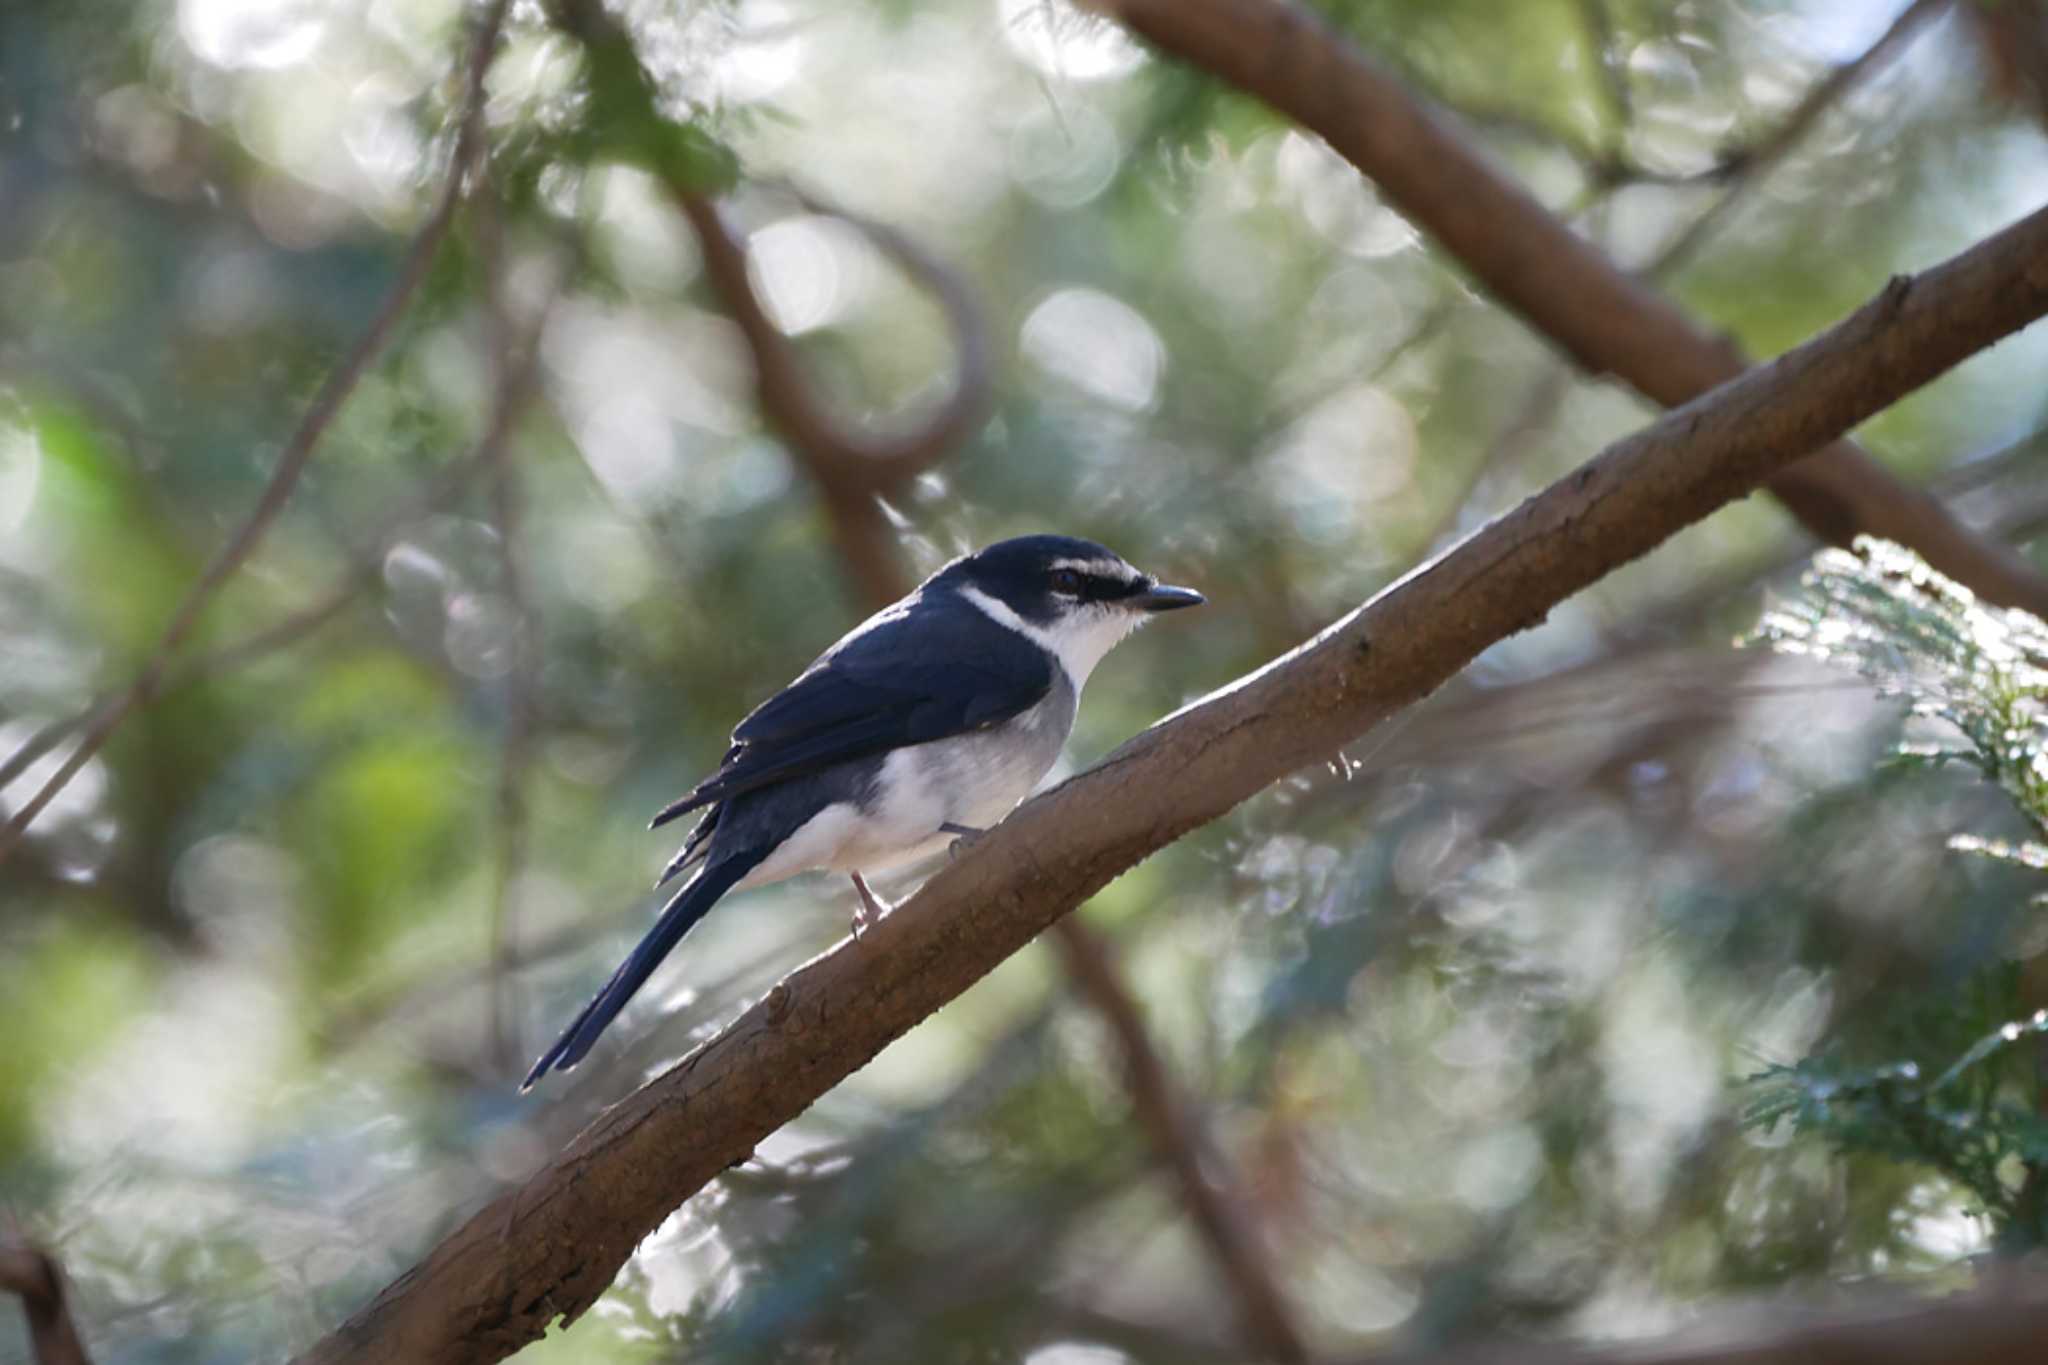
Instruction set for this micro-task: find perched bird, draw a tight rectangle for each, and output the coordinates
[522,534,1203,1089]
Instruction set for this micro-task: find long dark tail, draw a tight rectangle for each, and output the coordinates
[520,849,765,1091]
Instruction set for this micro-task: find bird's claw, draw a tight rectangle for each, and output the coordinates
[941,821,988,861]
[850,872,888,940]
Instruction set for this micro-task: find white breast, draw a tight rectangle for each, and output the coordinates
[732,685,1076,889]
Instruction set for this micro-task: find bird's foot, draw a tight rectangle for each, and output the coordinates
[940,822,988,860]
[850,872,890,939]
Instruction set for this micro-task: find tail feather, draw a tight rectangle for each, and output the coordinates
[520,849,764,1091]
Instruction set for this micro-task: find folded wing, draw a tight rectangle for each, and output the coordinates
[651,593,1055,830]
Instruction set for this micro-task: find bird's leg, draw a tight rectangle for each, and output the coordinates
[940,821,987,860]
[850,871,890,938]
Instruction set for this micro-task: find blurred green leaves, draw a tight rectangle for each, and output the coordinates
[0,917,150,1167]
[275,653,475,983]
[7,0,2048,1360]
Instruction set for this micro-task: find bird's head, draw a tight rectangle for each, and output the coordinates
[935,534,1204,686]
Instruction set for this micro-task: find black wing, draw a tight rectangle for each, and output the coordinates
[651,593,1054,829]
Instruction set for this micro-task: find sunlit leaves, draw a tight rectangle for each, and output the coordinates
[1747,539,2048,1250]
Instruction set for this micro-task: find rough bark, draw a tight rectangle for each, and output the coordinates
[291,196,2048,1365]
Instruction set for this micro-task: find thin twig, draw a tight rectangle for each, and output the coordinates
[1100,0,2048,617]
[1418,364,1572,554]
[0,0,512,871]
[0,365,536,815]
[1647,0,1953,277]
[474,185,542,1079]
[0,1240,93,1365]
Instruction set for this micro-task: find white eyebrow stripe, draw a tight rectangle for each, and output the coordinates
[959,583,1056,648]
[1050,556,1138,582]
[957,583,1135,688]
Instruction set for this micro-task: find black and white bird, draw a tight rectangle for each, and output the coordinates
[521,534,1203,1089]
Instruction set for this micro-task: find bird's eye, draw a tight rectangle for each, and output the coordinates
[1050,569,1083,595]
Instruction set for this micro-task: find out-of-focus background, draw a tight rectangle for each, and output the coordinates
[6,0,2048,1360]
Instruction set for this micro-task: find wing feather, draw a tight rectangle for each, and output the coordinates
[650,594,1053,829]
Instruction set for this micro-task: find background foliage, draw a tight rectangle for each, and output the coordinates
[5,0,2048,1360]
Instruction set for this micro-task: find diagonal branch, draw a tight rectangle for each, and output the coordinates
[1094,0,2048,619]
[669,155,1308,1355]
[669,187,993,606]
[0,322,540,812]
[291,182,2048,1365]
[1647,0,1953,278]
[0,0,511,871]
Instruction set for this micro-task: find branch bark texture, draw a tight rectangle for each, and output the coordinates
[679,166,1307,1356]
[294,195,2048,1365]
[1097,0,2048,618]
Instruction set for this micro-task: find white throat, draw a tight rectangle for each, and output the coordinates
[958,584,1143,688]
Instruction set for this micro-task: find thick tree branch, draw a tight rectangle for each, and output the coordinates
[1,1240,91,1365]
[671,166,1309,1351]
[0,0,511,870]
[293,189,2048,1365]
[671,165,1309,1355]
[1095,0,2048,618]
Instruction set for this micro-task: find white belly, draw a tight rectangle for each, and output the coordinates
[733,693,1071,889]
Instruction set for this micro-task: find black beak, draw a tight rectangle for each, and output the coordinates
[1132,583,1205,612]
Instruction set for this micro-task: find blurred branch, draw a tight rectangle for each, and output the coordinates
[679,142,1307,1365]
[669,185,993,490]
[1094,0,2048,619]
[1365,1270,2048,1365]
[1576,0,1631,138]
[604,40,1300,1350]
[538,4,1301,1346]
[545,0,991,612]
[0,0,512,871]
[0,314,544,816]
[1418,365,1572,554]
[291,180,2048,1365]
[1410,0,1938,201]
[1968,0,2048,131]
[1647,0,1953,278]
[1049,918,1309,1364]
[670,188,991,606]
[0,1240,91,1365]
